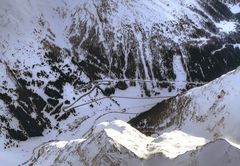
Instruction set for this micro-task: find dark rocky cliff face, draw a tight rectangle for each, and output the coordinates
[0,0,240,143]
[128,95,191,136]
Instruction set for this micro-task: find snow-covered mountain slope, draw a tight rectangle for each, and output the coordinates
[0,0,240,165]
[25,120,240,166]
[130,66,240,146]
[1,0,240,142]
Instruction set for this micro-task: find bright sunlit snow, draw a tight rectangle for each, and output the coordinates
[216,21,237,33]
[227,4,240,14]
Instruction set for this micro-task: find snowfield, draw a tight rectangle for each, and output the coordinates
[0,0,240,165]
[13,66,240,166]
[215,21,237,33]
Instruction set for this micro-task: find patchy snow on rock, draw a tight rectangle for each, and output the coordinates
[180,67,240,144]
[131,66,240,149]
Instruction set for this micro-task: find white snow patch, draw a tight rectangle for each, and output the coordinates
[150,130,207,159]
[227,4,240,14]
[173,55,187,91]
[215,21,237,33]
[233,43,240,49]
